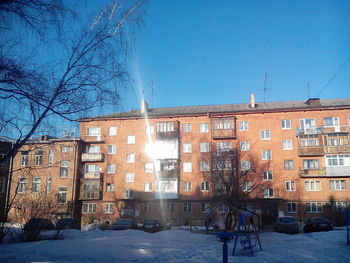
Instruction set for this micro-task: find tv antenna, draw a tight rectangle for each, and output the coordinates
[263,72,268,103]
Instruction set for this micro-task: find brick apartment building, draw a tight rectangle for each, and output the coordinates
[7,136,83,223]
[77,97,350,225]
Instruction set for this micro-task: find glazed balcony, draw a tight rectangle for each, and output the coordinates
[81,153,104,162]
[81,134,105,143]
[299,168,326,177]
[298,146,324,156]
[322,125,349,134]
[157,159,180,178]
[83,172,102,179]
[79,179,102,200]
[155,179,178,199]
[156,121,180,140]
[324,145,350,154]
[296,127,322,136]
[211,118,236,139]
[325,166,350,177]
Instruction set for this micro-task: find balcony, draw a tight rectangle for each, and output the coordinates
[299,168,326,177]
[211,118,236,139]
[156,121,179,140]
[79,179,102,200]
[325,166,350,177]
[296,127,322,135]
[81,134,105,143]
[84,172,102,179]
[298,146,324,156]
[322,125,349,134]
[157,159,179,178]
[81,153,104,162]
[324,145,350,154]
[155,179,178,199]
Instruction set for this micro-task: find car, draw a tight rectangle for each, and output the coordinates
[274,216,299,234]
[24,218,55,231]
[111,219,137,230]
[303,217,333,233]
[142,219,166,233]
[56,218,80,230]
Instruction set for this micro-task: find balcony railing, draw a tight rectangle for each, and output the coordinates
[156,121,180,140]
[81,153,104,162]
[324,145,350,154]
[84,172,102,179]
[299,168,326,177]
[296,127,323,135]
[210,118,236,139]
[81,134,105,142]
[298,146,324,156]
[322,125,349,134]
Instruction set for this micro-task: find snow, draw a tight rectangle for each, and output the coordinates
[0,227,349,263]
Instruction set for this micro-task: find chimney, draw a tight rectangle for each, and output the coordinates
[140,99,148,114]
[249,93,256,108]
[306,98,320,106]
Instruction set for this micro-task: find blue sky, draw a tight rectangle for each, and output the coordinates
[117,0,350,111]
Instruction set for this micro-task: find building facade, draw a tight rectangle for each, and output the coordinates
[77,98,350,225]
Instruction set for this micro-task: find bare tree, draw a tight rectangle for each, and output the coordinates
[207,147,271,230]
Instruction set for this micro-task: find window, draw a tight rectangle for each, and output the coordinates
[125,190,134,199]
[88,145,100,153]
[108,145,116,154]
[348,116,350,126]
[217,142,232,152]
[183,182,192,191]
[183,162,192,172]
[300,136,319,146]
[239,121,248,131]
[107,164,116,174]
[81,182,100,199]
[145,163,154,173]
[329,180,346,191]
[105,203,113,213]
[109,127,117,136]
[165,203,175,213]
[282,140,293,150]
[0,176,6,193]
[82,203,96,213]
[240,141,250,151]
[18,177,26,193]
[241,161,251,172]
[199,123,209,132]
[264,188,273,198]
[327,136,341,146]
[125,173,134,182]
[84,164,100,173]
[305,180,321,191]
[200,142,209,153]
[126,153,135,163]
[32,177,41,193]
[201,203,210,213]
[87,127,101,136]
[61,146,70,153]
[35,150,43,166]
[260,130,271,140]
[60,160,69,178]
[200,182,210,191]
[183,202,192,213]
[264,188,274,198]
[214,119,234,129]
[58,187,67,203]
[183,143,192,153]
[284,160,294,170]
[263,171,273,181]
[334,202,346,212]
[323,117,339,127]
[106,183,114,192]
[287,203,297,213]
[157,122,174,132]
[262,150,272,160]
[144,182,152,192]
[144,203,152,213]
[20,152,29,166]
[285,181,296,191]
[306,202,322,213]
[46,177,52,193]
[183,123,191,132]
[127,135,135,144]
[326,154,350,166]
[200,161,210,171]
[281,119,291,130]
[146,125,154,134]
[48,149,54,165]
[303,159,319,169]
[299,118,316,129]
[242,181,252,192]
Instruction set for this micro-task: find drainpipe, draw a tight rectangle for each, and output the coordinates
[4,142,14,222]
[71,140,78,218]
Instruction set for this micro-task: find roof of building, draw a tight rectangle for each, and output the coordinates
[78,98,350,121]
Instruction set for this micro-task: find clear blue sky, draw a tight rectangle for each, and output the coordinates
[68,0,350,112]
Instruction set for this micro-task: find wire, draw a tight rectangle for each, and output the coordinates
[317,54,350,96]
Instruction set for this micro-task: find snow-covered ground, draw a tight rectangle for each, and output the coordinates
[0,227,349,263]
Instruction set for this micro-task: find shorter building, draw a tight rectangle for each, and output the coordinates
[7,135,83,223]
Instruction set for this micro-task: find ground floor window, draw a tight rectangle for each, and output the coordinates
[305,202,322,213]
[82,203,96,213]
[105,203,113,213]
[287,202,297,213]
[263,188,274,198]
[200,203,210,213]
[144,203,152,213]
[183,202,192,213]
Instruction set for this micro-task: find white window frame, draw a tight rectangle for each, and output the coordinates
[48,149,54,165]
[326,154,350,166]
[35,150,43,166]
[323,117,339,127]
[32,177,41,193]
[46,177,52,193]
[125,173,135,182]
[264,188,274,198]
[287,202,297,213]
[284,160,294,170]
[281,119,291,130]
[240,141,250,151]
[305,180,321,191]
[60,160,69,178]
[183,162,192,173]
[144,182,153,192]
[303,159,319,169]
[20,152,29,166]
[329,180,346,191]
[18,177,26,193]
[260,129,271,140]
[200,142,209,153]
[200,161,210,171]
[306,202,323,213]
[144,203,152,213]
[200,181,210,191]
[107,164,116,174]
[183,182,192,191]
[242,181,252,192]
[145,163,154,173]
[183,143,192,153]
[262,150,272,160]
[183,123,191,132]
[105,203,113,213]
[199,123,209,133]
[109,127,117,136]
[201,203,210,213]
[183,202,192,213]
[58,187,67,203]
[126,153,135,163]
[146,125,154,134]
[217,142,232,152]
[106,183,114,192]
[82,203,97,213]
[108,145,116,154]
[283,140,293,150]
[127,135,136,144]
[285,181,296,191]
[61,146,70,153]
[125,190,134,199]
[239,121,248,131]
[241,161,251,172]
[263,171,273,181]
[87,127,101,136]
